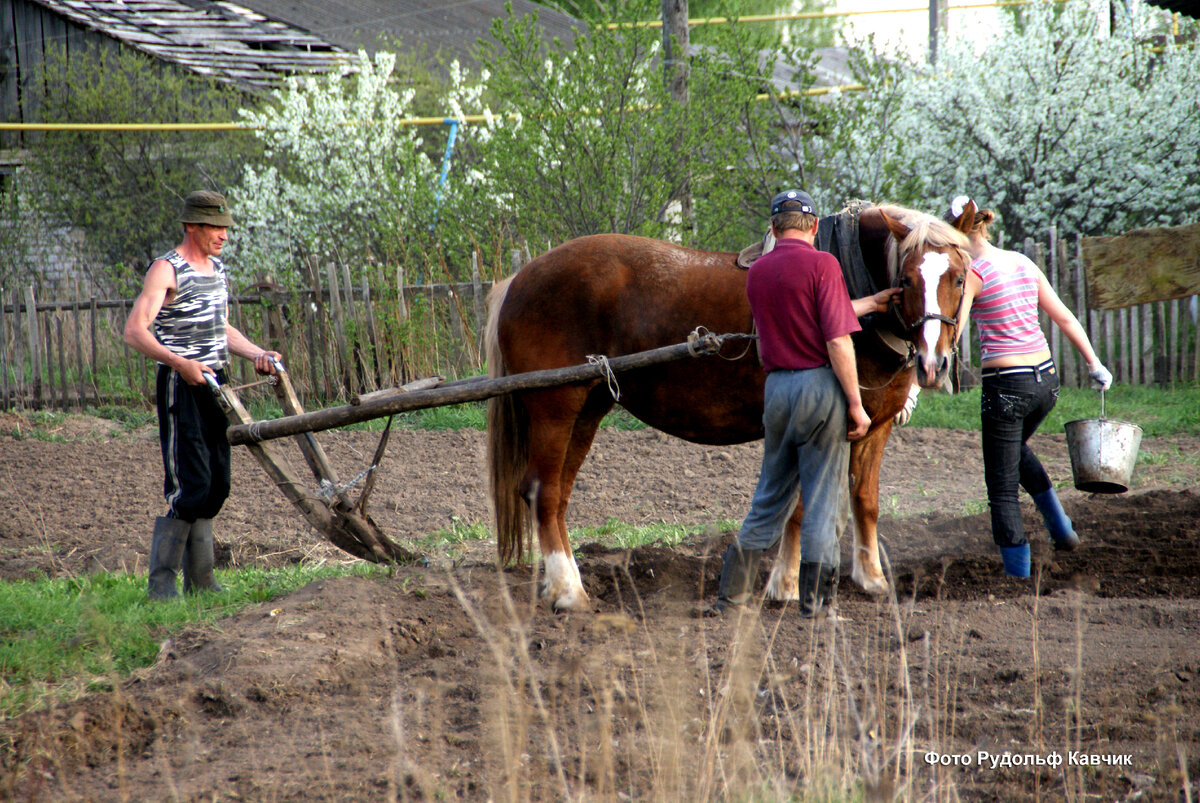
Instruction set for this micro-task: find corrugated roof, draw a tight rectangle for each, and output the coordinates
[238,0,580,66]
[28,0,358,90]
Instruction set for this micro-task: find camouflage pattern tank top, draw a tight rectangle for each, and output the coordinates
[151,250,229,368]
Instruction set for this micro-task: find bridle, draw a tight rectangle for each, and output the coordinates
[888,245,969,355]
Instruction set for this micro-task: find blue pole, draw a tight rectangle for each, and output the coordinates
[435,118,459,208]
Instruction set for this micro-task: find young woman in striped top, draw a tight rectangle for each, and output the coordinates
[949,196,1112,578]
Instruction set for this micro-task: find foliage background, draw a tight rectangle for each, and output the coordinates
[2,0,1197,292]
[11,46,264,293]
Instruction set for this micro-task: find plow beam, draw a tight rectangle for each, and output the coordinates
[228,332,744,446]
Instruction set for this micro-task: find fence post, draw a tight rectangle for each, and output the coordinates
[1144,303,1156,385]
[396,264,410,384]
[1169,299,1179,386]
[326,261,353,397]
[13,290,24,408]
[472,251,485,359]
[72,290,84,409]
[24,286,42,408]
[1130,306,1141,385]
[362,273,386,390]
[55,308,68,409]
[0,293,7,409]
[1068,236,1085,387]
[303,256,330,400]
[1193,296,1200,383]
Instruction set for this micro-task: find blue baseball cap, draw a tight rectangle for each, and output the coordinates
[770,189,817,216]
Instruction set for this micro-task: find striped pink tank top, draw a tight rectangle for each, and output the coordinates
[970,251,1049,363]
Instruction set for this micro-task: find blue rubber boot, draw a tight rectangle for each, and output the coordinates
[999,544,1030,578]
[1031,488,1079,551]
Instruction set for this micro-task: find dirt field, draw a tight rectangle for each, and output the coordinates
[1,412,1198,801]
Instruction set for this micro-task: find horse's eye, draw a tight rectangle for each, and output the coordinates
[899,276,913,288]
[955,276,965,288]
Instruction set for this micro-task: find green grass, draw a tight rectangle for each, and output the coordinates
[415,517,492,552]
[89,404,156,431]
[571,518,738,551]
[910,384,1200,437]
[0,562,386,718]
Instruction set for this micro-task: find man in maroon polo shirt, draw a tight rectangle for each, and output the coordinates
[712,189,894,618]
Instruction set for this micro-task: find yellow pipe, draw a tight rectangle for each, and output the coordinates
[0,122,253,131]
[0,83,868,132]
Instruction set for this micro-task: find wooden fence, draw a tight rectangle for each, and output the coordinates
[2,236,1197,412]
[0,253,499,412]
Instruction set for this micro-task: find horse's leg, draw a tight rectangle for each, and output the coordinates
[767,482,852,600]
[547,391,613,609]
[521,387,596,611]
[849,421,894,595]
[765,502,802,600]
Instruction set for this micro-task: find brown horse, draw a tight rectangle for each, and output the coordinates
[486,204,973,610]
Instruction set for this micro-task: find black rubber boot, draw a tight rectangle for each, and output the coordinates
[709,544,763,614]
[183,518,224,594]
[148,516,190,600]
[798,562,838,619]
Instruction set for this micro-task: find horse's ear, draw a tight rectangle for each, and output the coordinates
[880,211,910,244]
[953,200,977,233]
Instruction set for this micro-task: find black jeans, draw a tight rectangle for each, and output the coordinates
[156,365,231,522]
[980,360,1059,549]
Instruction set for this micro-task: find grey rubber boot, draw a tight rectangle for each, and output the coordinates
[709,544,763,614]
[148,516,190,600]
[183,518,223,594]
[798,562,838,619]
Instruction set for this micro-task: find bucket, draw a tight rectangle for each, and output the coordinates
[1063,416,1142,494]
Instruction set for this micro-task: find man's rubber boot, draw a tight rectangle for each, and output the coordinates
[148,516,190,600]
[1032,488,1079,551]
[708,544,763,615]
[798,562,838,619]
[183,518,224,594]
[999,544,1031,578]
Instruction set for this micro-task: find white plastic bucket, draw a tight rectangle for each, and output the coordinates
[1063,417,1143,494]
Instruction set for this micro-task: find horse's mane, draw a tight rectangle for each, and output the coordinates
[873,203,970,283]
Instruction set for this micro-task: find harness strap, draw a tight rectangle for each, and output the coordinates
[817,201,911,361]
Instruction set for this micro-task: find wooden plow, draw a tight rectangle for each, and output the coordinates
[210,329,752,563]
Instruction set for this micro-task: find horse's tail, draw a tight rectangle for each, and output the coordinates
[485,275,532,564]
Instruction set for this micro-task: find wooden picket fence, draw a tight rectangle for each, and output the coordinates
[1,236,1197,412]
[0,253,500,412]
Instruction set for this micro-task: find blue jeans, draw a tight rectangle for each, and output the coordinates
[980,360,1059,549]
[737,367,848,567]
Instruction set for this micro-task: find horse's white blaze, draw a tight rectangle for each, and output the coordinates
[919,252,952,371]
[542,551,587,609]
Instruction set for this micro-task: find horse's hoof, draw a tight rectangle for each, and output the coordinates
[851,567,889,596]
[550,588,590,612]
[764,576,799,601]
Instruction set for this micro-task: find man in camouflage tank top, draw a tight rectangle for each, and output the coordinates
[124,190,282,600]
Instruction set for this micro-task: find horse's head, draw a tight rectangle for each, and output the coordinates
[879,207,973,389]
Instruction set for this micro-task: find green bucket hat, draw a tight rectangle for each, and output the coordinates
[179,190,234,227]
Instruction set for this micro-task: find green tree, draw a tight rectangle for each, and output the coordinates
[461,12,802,250]
[19,45,264,292]
[534,0,838,48]
[814,0,1200,241]
[233,50,467,284]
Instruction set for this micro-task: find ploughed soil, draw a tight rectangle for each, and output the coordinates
[1,412,1198,801]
